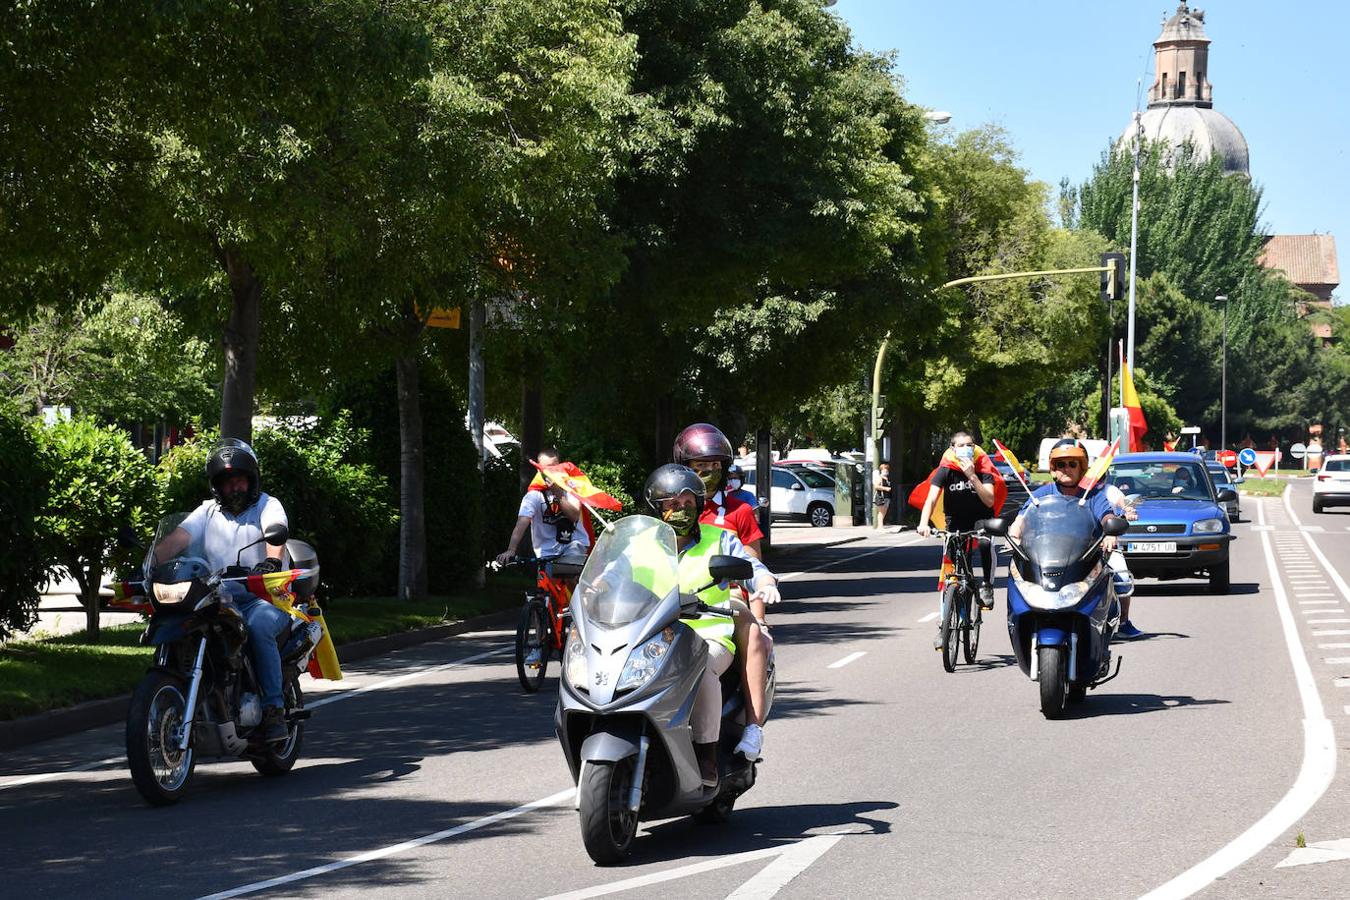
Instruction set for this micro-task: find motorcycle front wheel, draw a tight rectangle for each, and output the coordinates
[1037,645,1069,719]
[578,758,639,865]
[252,679,305,776]
[126,671,196,806]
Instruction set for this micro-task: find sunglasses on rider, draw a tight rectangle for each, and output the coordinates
[1050,459,1082,471]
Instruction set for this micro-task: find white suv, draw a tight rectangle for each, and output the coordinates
[743,466,837,527]
[1312,454,1350,513]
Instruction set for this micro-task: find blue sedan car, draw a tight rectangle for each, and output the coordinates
[1106,452,1237,594]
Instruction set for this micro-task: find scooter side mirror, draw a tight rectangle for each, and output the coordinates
[980,517,1009,537]
[1102,515,1129,537]
[707,555,753,583]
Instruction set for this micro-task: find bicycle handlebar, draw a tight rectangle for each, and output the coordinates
[486,553,573,572]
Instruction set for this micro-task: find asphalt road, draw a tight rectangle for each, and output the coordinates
[3,483,1349,899]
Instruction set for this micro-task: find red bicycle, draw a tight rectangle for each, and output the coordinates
[499,554,586,692]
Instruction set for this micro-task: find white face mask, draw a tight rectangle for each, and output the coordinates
[727,479,742,491]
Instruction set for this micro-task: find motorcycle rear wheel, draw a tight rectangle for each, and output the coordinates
[515,600,550,693]
[252,679,305,776]
[126,671,195,806]
[1038,645,1069,719]
[940,584,960,673]
[578,758,639,865]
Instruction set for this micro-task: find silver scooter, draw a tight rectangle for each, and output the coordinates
[555,515,774,864]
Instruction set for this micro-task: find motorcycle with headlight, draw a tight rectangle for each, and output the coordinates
[985,494,1129,719]
[119,512,326,805]
[555,515,773,864]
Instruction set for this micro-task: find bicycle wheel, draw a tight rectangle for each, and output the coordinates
[515,600,550,693]
[962,593,982,664]
[940,584,960,673]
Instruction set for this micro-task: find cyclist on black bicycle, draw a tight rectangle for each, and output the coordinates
[916,431,1000,650]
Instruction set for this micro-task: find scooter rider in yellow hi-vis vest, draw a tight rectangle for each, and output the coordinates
[644,464,779,788]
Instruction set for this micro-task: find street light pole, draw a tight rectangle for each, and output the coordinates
[1216,293,1228,450]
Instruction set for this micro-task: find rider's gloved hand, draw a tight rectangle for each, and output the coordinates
[250,557,282,575]
[752,583,782,606]
[916,523,932,538]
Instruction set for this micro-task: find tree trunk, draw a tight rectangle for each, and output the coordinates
[220,249,262,442]
[65,558,101,641]
[395,353,428,600]
[520,372,543,492]
[468,296,486,589]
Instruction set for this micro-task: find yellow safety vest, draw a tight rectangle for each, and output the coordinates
[679,524,736,653]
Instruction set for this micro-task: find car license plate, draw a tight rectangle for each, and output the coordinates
[1127,541,1177,553]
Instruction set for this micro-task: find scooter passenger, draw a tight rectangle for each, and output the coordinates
[643,464,779,787]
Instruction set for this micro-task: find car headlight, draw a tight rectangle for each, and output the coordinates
[616,628,675,694]
[564,624,588,691]
[1193,518,1224,534]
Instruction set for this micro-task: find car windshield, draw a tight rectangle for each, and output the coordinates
[795,468,835,489]
[1207,467,1232,485]
[1325,459,1350,472]
[1108,461,1211,501]
[1018,494,1102,572]
[576,516,679,629]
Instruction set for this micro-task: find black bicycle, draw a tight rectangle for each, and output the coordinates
[933,529,987,672]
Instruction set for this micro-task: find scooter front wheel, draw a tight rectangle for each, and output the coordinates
[579,758,639,865]
[1038,645,1069,719]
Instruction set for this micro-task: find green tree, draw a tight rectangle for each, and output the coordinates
[38,418,158,640]
[0,406,51,639]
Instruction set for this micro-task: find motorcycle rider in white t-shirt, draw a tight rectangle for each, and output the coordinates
[153,439,292,742]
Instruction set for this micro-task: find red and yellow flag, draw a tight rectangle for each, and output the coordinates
[906,445,1009,530]
[1121,362,1148,452]
[529,461,622,511]
[247,568,343,681]
[1078,438,1120,501]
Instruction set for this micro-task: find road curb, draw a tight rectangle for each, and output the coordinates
[0,607,520,753]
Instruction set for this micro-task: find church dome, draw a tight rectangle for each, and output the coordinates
[1120,106,1250,177]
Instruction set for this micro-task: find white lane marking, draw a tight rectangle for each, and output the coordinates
[307,647,511,710]
[1139,504,1335,900]
[1300,609,1341,615]
[776,539,922,582]
[538,831,851,900]
[1299,601,1340,605]
[917,611,939,623]
[724,832,848,900]
[1275,837,1350,868]
[1302,526,1326,533]
[1324,658,1350,665]
[1307,619,1350,625]
[198,787,576,899]
[0,755,123,792]
[827,651,867,669]
[1318,643,1350,649]
[1314,630,1350,636]
[1251,525,1274,531]
[1337,678,1350,688]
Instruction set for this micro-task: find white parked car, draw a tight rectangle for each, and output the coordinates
[1312,455,1350,513]
[742,465,836,527]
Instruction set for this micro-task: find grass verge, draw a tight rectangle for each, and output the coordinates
[1239,478,1289,498]
[0,580,527,722]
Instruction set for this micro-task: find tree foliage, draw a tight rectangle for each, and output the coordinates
[0,406,50,639]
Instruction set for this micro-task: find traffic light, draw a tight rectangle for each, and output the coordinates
[1100,252,1126,302]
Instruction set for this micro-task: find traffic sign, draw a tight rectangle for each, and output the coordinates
[1290,442,1307,460]
[1217,449,1237,467]
[1253,451,1277,477]
[1308,442,1323,456]
[1238,447,1257,467]
[1190,445,1205,456]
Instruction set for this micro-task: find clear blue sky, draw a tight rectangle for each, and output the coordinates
[833,0,1349,299]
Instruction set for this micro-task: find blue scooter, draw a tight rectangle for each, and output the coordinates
[985,495,1129,718]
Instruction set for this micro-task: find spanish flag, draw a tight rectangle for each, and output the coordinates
[907,445,1009,530]
[1121,361,1149,452]
[247,567,343,681]
[1078,438,1120,501]
[529,460,622,543]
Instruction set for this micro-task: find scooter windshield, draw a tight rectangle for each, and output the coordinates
[1018,494,1102,574]
[576,515,680,629]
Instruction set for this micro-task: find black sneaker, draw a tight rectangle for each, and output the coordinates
[261,706,288,743]
[978,583,995,610]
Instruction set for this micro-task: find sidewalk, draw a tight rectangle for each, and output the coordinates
[21,571,138,640]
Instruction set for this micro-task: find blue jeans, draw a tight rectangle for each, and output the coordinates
[226,583,290,708]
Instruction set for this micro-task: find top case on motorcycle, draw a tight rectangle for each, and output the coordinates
[285,539,320,599]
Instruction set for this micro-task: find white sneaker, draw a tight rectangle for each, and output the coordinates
[734,724,764,761]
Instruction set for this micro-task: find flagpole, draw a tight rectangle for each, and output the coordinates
[1126,107,1142,368]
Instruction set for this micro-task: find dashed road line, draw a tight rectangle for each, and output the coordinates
[827,651,867,669]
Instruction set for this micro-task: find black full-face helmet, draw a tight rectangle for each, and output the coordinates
[643,464,706,516]
[206,438,261,514]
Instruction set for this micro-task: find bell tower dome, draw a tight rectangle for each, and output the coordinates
[1149,3,1213,107]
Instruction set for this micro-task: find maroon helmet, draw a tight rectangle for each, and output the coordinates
[672,423,733,466]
